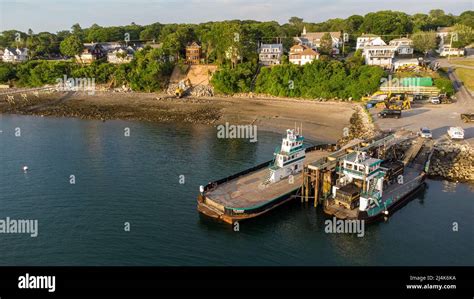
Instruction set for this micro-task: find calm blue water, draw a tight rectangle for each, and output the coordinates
[0,114,473,266]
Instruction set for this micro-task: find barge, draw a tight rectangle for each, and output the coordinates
[324,150,427,223]
[197,129,335,224]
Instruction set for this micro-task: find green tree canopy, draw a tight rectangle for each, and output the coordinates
[60,35,83,57]
[412,31,437,55]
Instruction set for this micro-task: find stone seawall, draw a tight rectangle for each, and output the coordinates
[428,141,474,182]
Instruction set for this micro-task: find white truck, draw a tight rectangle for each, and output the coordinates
[447,127,465,140]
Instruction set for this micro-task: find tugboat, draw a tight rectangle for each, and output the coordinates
[324,149,427,223]
[267,129,306,184]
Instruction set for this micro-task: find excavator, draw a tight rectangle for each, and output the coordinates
[175,79,192,98]
[375,92,411,110]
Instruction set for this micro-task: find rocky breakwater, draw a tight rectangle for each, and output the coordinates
[428,141,474,182]
[338,105,376,145]
[166,84,214,97]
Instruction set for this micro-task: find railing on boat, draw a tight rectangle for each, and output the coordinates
[203,144,336,193]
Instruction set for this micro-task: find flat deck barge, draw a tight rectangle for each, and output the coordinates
[198,144,334,224]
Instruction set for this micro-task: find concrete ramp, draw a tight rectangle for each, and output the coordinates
[403,137,425,165]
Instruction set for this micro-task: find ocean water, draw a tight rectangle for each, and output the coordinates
[0,114,472,266]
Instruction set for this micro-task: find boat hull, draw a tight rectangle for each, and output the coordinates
[324,171,426,224]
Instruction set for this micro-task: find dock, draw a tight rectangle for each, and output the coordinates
[198,130,429,225]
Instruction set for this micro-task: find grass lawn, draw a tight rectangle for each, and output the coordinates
[394,69,440,79]
[450,58,474,67]
[455,67,474,91]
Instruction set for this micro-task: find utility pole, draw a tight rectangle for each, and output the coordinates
[448,31,457,61]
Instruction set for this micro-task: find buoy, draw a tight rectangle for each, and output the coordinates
[199,185,204,194]
[23,166,29,172]
[383,210,389,216]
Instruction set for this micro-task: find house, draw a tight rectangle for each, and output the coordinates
[2,47,28,62]
[389,38,414,55]
[356,34,386,50]
[76,43,106,64]
[99,42,123,52]
[259,43,283,66]
[362,45,397,69]
[439,47,465,57]
[186,42,201,64]
[289,44,319,65]
[436,27,464,56]
[107,46,135,64]
[294,27,342,54]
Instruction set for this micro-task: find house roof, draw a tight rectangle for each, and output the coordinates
[301,48,319,56]
[389,37,413,44]
[302,31,341,40]
[187,42,201,48]
[4,47,27,54]
[290,44,307,50]
[364,45,397,50]
[146,43,162,49]
[359,34,379,38]
[260,43,283,48]
[437,26,454,33]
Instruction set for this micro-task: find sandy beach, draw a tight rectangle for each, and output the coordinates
[0,91,355,143]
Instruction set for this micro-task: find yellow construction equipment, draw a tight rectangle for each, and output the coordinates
[376,92,411,110]
[175,79,192,98]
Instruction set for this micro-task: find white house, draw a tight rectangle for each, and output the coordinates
[76,43,106,64]
[107,46,135,64]
[389,38,414,55]
[289,44,319,65]
[259,43,283,66]
[362,45,397,69]
[356,34,386,50]
[436,27,464,56]
[439,47,465,57]
[294,27,342,54]
[436,26,452,51]
[2,47,28,62]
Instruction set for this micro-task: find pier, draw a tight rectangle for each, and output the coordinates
[197,129,431,225]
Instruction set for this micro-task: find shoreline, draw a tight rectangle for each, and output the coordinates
[0,91,355,143]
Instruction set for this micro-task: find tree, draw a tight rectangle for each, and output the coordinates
[71,23,84,41]
[360,11,413,36]
[458,11,474,28]
[319,33,333,55]
[344,15,364,33]
[429,9,445,20]
[412,31,437,56]
[451,24,474,48]
[411,13,430,31]
[289,17,303,27]
[60,35,83,57]
[0,63,16,83]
